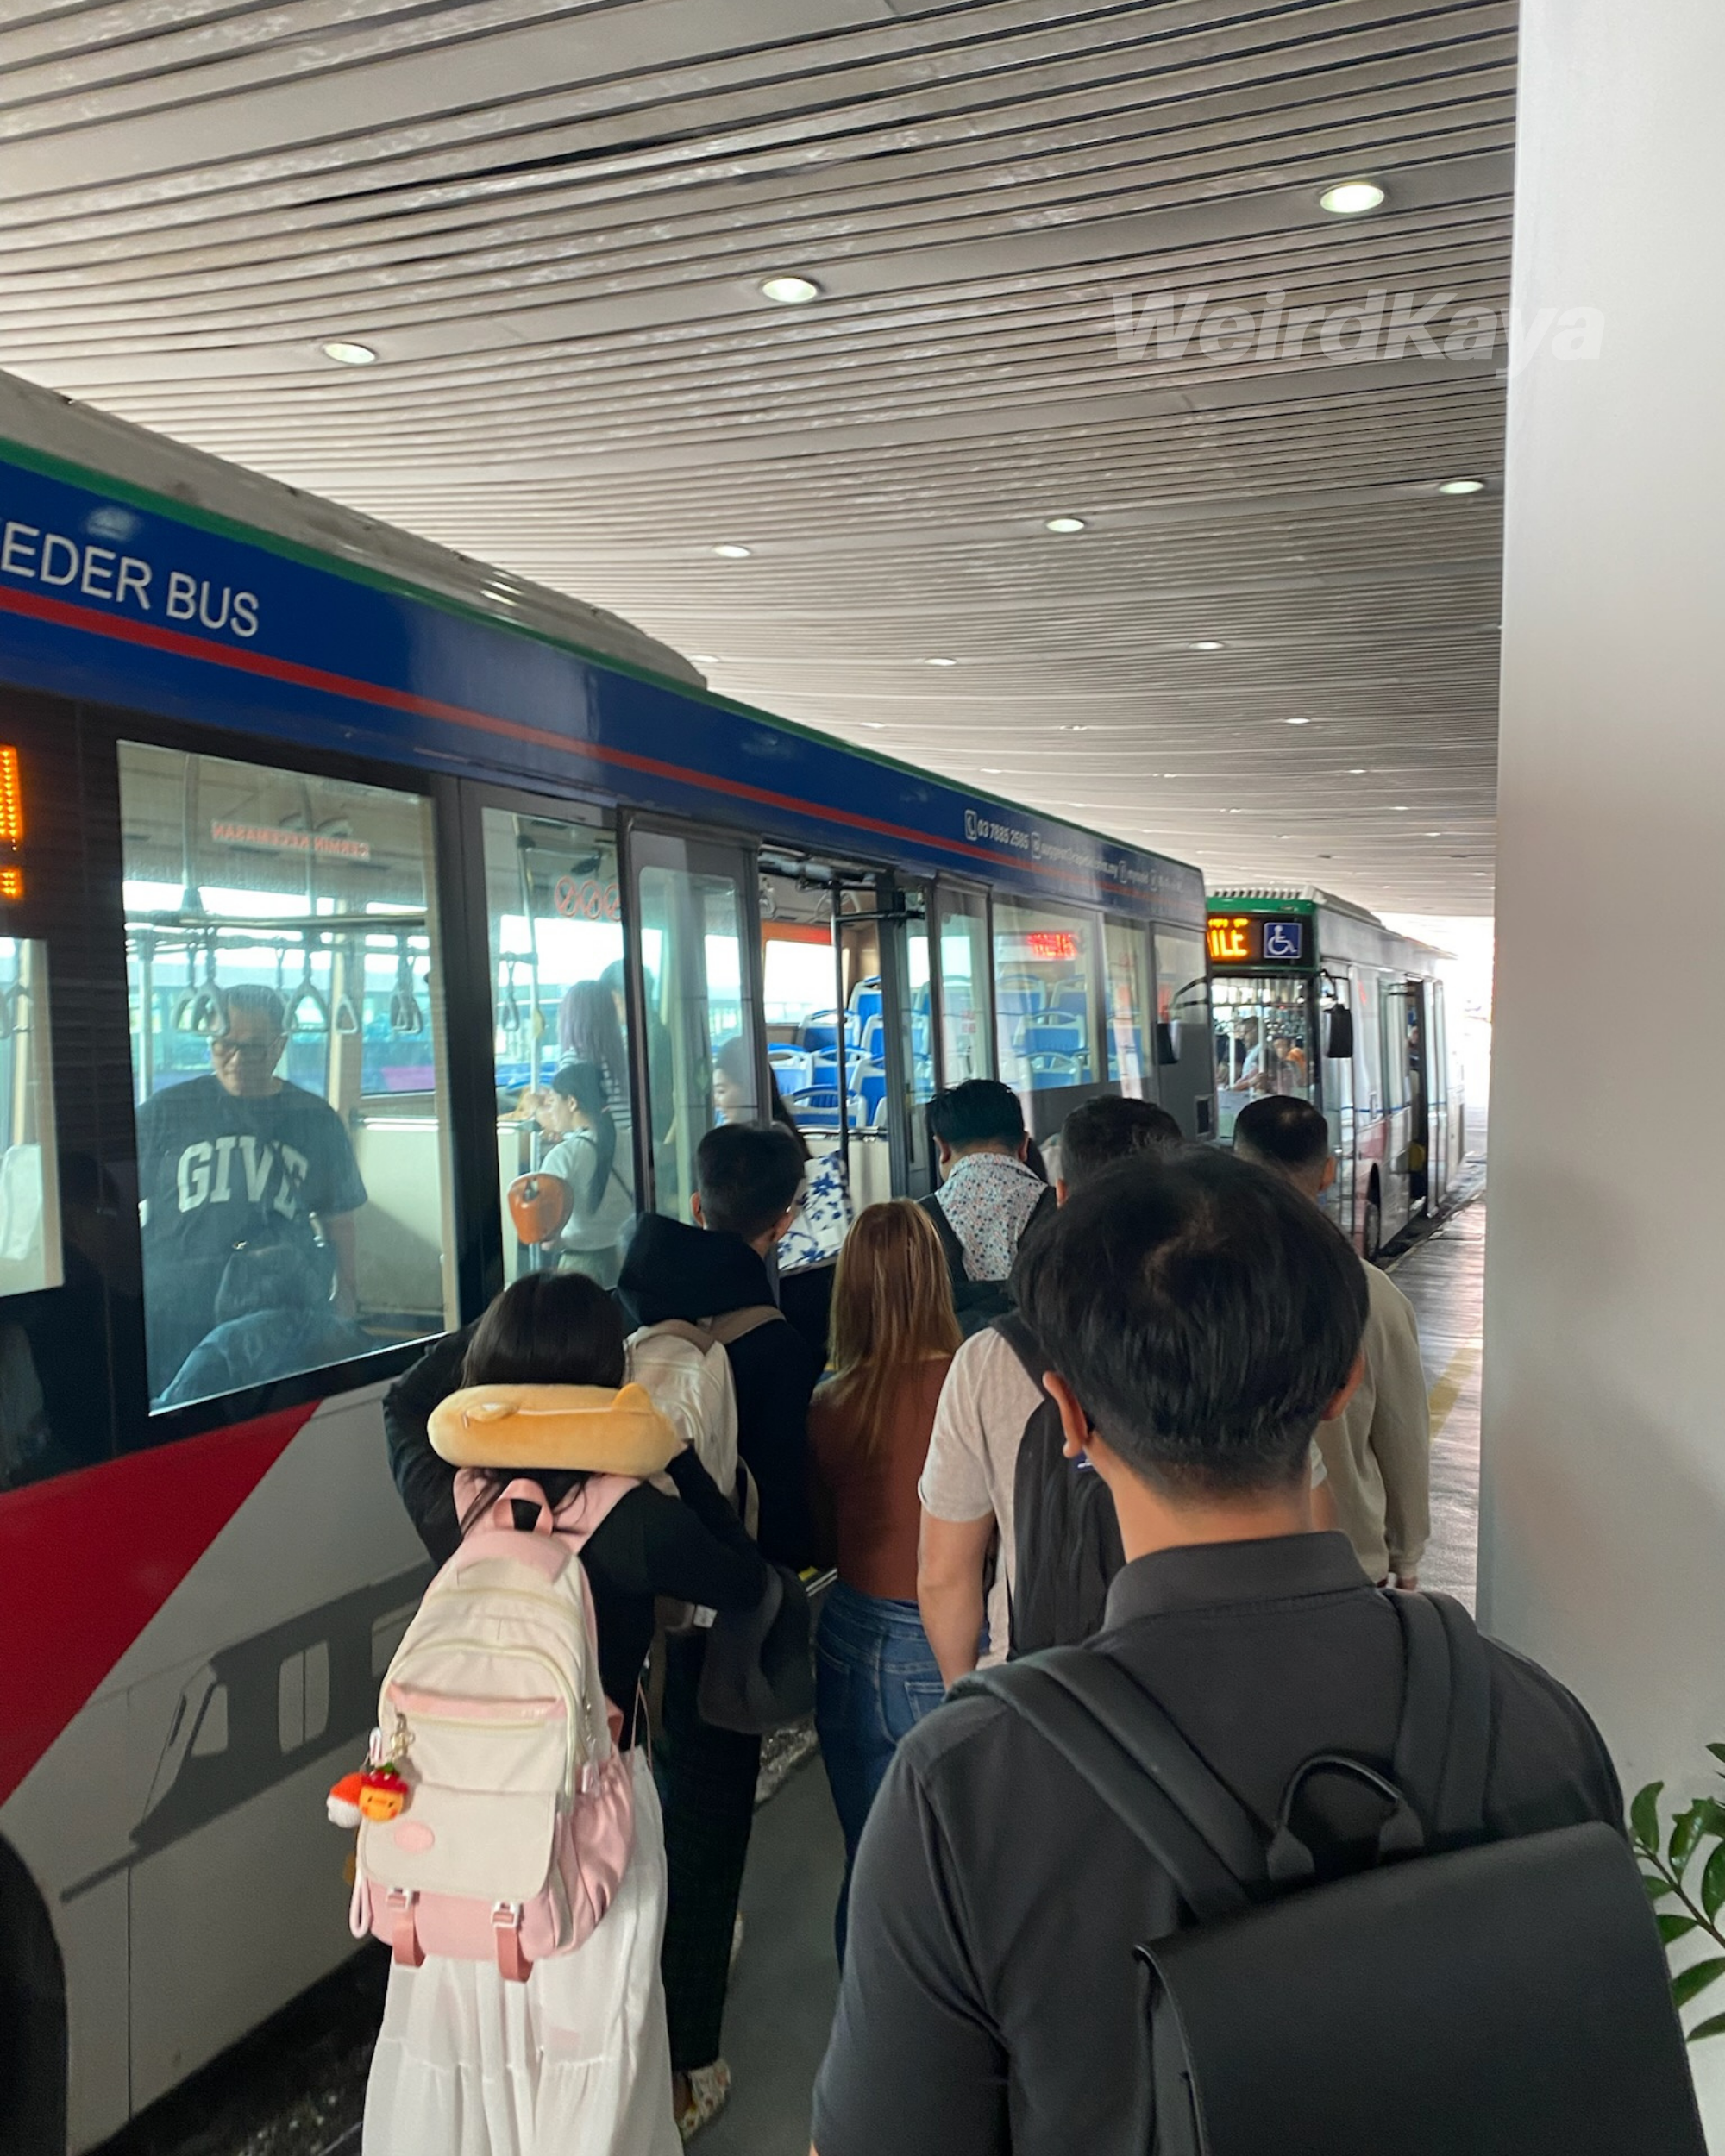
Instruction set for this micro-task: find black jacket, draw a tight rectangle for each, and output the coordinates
[384,1321,475,1565]
[618,1213,822,1569]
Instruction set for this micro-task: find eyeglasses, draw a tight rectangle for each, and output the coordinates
[211,1035,278,1062]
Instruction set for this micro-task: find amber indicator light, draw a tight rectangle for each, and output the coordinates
[1208,916,1253,963]
[0,747,24,900]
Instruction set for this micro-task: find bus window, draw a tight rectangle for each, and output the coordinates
[934,887,991,1087]
[119,743,457,1410]
[0,938,62,1300]
[482,808,633,1288]
[634,838,757,1224]
[993,899,1097,1097]
[1212,975,1315,1142]
[1103,920,1149,1098]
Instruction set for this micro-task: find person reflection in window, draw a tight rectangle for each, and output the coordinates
[157,1244,370,1408]
[135,985,367,1399]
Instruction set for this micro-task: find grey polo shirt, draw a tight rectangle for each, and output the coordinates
[812,1532,1622,2156]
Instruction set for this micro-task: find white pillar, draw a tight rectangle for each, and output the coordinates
[1482,0,1725,2128]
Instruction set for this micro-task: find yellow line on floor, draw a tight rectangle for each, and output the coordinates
[1427,1336,1483,1438]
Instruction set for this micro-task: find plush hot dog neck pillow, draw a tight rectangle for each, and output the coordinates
[429,1381,680,1476]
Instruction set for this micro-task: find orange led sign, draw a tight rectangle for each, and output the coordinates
[1208,916,1253,963]
[0,747,22,848]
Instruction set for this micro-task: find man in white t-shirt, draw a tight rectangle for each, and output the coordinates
[916,1097,1182,1680]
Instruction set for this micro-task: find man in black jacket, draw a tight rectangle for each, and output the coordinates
[619,1119,819,2134]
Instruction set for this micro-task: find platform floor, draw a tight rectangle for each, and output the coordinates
[98,1189,1487,2156]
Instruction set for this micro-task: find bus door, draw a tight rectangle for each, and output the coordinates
[1318,971,1356,1243]
[756,856,893,1209]
[877,884,935,1198]
[1402,979,1431,1211]
[1151,923,1216,1140]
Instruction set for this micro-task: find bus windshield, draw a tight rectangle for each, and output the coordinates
[1213,975,1315,1140]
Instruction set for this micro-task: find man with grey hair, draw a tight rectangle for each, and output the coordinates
[135,982,367,1399]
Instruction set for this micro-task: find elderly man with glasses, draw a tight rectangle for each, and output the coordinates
[135,982,367,1402]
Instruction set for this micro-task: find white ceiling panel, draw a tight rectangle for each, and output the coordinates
[0,0,1515,911]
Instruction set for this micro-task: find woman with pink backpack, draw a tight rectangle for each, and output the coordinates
[358,1272,768,2156]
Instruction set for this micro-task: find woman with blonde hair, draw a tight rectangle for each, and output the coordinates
[807,1200,962,1956]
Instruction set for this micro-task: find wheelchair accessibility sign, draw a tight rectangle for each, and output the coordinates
[1263,919,1306,962]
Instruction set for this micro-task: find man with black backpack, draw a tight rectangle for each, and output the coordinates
[814,1150,1688,2156]
[918,1095,1179,1678]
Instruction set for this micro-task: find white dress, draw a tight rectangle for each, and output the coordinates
[363,1748,680,2156]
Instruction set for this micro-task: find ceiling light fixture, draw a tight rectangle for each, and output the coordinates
[760,274,822,305]
[1349,768,1367,775]
[925,657,957,667]
[1044,516,1087,534]
[690,655,719,664]
[712,544,753,559]
[1284,717,1311,726]
[1190,640,1223,651]
[1392,805,1410,812]
[1437,478,1485,495]
[321,340,378,366]
[1319,179,1386,216]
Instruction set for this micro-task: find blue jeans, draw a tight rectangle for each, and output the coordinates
[815,1581,946,1961]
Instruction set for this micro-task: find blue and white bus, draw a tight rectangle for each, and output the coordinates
[0,367,1209,2152]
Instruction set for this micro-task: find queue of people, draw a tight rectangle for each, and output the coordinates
[354,1072,1655,2156]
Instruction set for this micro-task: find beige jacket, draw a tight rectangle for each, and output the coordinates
[1316,1260,1429,1582]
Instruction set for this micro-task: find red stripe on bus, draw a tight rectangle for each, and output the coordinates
[0,1405,316,1809]
[0,582,1148,902]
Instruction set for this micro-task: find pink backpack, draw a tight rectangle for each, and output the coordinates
[350,1473,637,1981]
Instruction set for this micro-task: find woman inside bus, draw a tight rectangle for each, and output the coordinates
[712,1033,850,1353]
[363,1270,767,2156]
[806,1200,960,1958]
[536,1060,636,1287]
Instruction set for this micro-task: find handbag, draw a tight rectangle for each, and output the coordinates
[696,1564,814,1733]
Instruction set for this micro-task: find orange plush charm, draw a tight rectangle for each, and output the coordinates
[326,1771,366,1830]
[358,1764,409,1821]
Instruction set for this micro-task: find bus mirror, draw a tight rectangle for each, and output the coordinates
[1325,1006,1355,1061]
[1155,1021,1181,1066]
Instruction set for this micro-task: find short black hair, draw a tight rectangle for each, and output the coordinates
[1016,1148,1366,1496]
[695,1121,806,1241]
[1059,1095,1182,1192]
[928,1078,1024,1154]
[1233,1095,1331,1174]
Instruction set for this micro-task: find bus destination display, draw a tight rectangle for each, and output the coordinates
[1207,914,1307,966]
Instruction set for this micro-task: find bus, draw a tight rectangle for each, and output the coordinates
[0,366,1210,2153]
[1207,889,1464,1258]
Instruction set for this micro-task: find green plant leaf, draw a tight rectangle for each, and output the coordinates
[1706,1745,1725,1767]
[1672,1805,1706,1875]
[1687,2013,1725,2045]
[1646,1877,1677,1901]
[1697,1799,1725,1839]
[1704,1844,1725,1923]
[1632,1783,1665,1850]
[1672,1958,1725,2009]
[1661,1915,1700,1946]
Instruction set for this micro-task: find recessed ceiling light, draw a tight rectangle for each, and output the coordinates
[1320,179,1386,216]
[981,768,1004,774]
[712,544,753,559]
[860,722,884,730]
[1190,640,1223,651]
[1392,805,1410,812]
[690,654,719,664]
[1437,478,1485,495]
[1044,516,1087,534]
[1349,768,1367,775]
[321,339,378,366]
[1284,717,1311,726]
[760,274,822,305]
[925,657,957,667]
[1426,830,1445,837]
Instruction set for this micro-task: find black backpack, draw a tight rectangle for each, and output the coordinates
[960,1593,1703,2156]
[995,1309,1124,1658]
[919,1186,1056,1338]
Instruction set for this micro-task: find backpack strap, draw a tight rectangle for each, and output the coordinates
[640,1318,720,1355]
[920,1190,972,1285]
[991,1309,1050,1398]
[957,1650,1258,1923]
[1390,1589,1492,1842]
[704,1305,785,1348]
[550,1471,637,1557]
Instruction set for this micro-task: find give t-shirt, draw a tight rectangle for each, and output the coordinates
[135,1075,367,1388]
